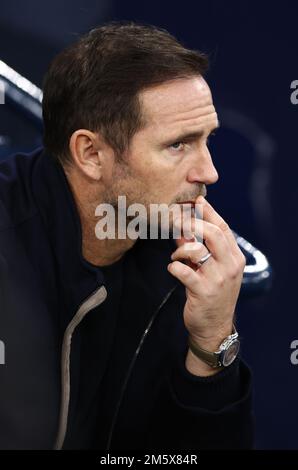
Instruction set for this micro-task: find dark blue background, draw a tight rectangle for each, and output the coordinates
[0,0,297,449]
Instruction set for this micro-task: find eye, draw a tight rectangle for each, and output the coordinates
[169,141,185,152]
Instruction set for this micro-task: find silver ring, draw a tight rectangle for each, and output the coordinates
[197,252,212,267]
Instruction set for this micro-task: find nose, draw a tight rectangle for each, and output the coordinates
[186,148,219,185]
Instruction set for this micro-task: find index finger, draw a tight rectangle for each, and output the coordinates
[195,195,241,258]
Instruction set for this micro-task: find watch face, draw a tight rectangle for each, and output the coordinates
[222,340,240,367]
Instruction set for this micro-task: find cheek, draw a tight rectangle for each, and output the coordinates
[141,164,182,201]
[110,164,147,202]
[123,150,183,201]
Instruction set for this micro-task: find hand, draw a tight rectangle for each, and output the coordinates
[168,196,246,359]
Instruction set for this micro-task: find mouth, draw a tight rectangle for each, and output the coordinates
[176,200,198,218]
[177,200,196,206]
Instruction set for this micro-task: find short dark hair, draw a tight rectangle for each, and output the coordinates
[42,21,209,164]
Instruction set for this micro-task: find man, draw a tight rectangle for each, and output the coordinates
[0,22,253,450]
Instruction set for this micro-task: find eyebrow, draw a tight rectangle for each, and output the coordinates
[163,122,220,146]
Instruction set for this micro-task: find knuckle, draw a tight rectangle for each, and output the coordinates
[237,252,246,269]
[229,258,242,278]
[241,255,246,269]
[219,221,230,233]
[208,224,222,238]
[204,286,215,299]
[215,275,225,287]
[230,267,240,279]
[193,249,208,264]
[182,266,193,278]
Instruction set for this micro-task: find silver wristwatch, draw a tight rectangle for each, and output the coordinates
[188,325,240,368]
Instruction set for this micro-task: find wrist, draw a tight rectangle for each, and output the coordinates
[189,323,234,351]
[187,324,240,373]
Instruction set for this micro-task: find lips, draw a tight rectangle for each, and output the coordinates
[177,200,196,207]
[176,201,198,218]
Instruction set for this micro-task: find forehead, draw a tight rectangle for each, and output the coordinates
[139,76,218,137]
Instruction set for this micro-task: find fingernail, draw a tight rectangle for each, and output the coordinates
[184,232,195,241]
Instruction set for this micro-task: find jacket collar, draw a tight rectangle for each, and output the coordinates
[31,148,104,327]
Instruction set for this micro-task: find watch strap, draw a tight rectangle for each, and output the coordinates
[188,336,223,368]
[188,325,239,368]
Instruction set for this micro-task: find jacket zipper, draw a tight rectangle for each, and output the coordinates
[106,284,178,451]
[54,285,107,450]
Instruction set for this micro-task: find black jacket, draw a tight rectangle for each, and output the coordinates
[0,148,254,450]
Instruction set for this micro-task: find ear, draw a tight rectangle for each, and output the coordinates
[69,129,108,181]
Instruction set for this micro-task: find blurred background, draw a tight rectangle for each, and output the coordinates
[0,0,297,449]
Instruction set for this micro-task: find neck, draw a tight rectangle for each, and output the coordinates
[81,217,136,267]
[66,170,136,267]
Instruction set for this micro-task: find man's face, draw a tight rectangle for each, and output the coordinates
[104,76,219,230]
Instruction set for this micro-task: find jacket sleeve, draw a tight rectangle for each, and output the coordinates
[145,345,254,450]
